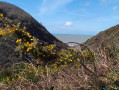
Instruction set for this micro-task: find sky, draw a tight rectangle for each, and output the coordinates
[1,0,119,35]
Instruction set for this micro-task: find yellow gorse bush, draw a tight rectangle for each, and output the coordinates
[0,13,79,85]
[58,49,73,63]
[0,13,57,60]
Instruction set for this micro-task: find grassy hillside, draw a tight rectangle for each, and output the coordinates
[84,24,119,52]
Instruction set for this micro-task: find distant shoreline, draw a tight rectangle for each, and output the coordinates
[53,34,94,36]
[54,34,93,46]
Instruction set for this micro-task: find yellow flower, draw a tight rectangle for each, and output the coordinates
[41,70,44,74]
[21,78,23,81]
[6,77,9,81]
[16,39,22,43]
[24,42,30,47]
[30,43,33,47]
[52,53,55,54]
[70,55,72,57]
[31,39,33,41]
[1,14,3,17]
[24,43,27,47]
[34,46,36,48]
[0,30,3,35]
[0,14,3,19]
[59,59,63,62]
[27,48,30,52]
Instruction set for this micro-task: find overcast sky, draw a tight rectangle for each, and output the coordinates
[1,0,119,35]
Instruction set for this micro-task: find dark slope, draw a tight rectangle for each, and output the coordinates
[84,25,119,51]
[0,1,67,68]
[0,1,67,48]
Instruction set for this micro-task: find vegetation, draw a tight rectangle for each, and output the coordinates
[1,14,119,90]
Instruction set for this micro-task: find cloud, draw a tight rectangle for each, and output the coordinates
[65,21,72,26]
[113,6,118,11]
[39,0,73,16]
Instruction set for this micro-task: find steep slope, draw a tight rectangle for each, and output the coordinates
[84,25,119,51]
[0,1,67,68]
[0,1,67,48]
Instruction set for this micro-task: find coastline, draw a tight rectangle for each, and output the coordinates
[53,34,93,44]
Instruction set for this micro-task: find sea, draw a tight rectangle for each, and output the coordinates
[54,34,93,46]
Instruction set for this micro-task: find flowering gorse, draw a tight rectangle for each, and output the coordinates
[0,13,79,87]
[0,13,57,61]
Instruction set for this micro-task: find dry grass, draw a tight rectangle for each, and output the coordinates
[0,14,119,90]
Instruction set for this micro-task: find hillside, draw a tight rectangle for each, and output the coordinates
[0,1,67,48]
[0,1,67,68]
[84,24,119,51]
